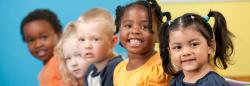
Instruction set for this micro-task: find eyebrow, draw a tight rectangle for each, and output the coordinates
[122,18,148,22]
[170,38,200,45]
[188,38,200,43]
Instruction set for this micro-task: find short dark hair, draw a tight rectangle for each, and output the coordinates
[115,0,163,34]
[20,9,62,42]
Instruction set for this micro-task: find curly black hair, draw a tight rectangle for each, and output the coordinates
[20,9,62,42]
[115,0,163,34]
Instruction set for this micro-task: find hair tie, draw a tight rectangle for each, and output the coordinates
[147,0,157,8]
[168,20,172,25]
[190,15,195,20]
[203,16,210,22]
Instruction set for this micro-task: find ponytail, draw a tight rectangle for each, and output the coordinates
[208,10,234,69]
[115,6,124,35]
[159,11,177,75]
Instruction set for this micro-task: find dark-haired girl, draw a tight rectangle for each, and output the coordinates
[159,11,234,86]
[113,0,171,86]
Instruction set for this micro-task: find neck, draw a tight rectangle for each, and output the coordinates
[94,53,116,72]
[126,49,156,71]
[183,63,213,83]
[43,58,51,65]
[78,78,83,86]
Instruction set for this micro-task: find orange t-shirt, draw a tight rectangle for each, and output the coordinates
[39,55,70,86]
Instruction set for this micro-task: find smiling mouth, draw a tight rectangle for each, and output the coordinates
[127,39,143,47]
[181,58,196,64]
[36,50,47,57]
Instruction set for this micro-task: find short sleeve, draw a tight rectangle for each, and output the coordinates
[139,64,171,86]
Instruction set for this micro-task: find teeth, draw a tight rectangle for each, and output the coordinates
[129,39,142,46]
[37,51,46,56]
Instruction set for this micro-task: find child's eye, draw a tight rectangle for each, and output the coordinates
[79,38,85,42]
[93,38,99,41]
[65,56,71,62]
[140,25,149,31]
[40,35,48,41]
[124,24,132,29]
[173,46,182,51]
[26,38,34,43]
[191,42,199,48]
[74,53,82,58]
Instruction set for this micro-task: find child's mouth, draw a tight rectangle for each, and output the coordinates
[73,68,81,74]
[127,39,143,47]
[181,58,196,64]
[84,52,94,58]
[36,50,47,57]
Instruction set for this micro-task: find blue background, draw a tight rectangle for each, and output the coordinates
[0,0,131,85]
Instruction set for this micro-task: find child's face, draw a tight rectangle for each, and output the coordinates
[23,20,59,63]
[77,21,116,63]
[168,25,214,72]
[119,5,157,54]
[63,36,89,78]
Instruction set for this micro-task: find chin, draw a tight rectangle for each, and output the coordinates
[182,67,197,72]
[75,75,83,79]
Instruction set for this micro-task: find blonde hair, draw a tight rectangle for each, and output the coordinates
[55,22,80,86]
[77,8,116,36]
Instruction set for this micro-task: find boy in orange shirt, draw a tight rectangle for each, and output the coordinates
[20,9,69,86]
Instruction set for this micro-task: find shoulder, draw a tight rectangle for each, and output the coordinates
[85,64,95,76]
[105,55,124,72]
[100,55,124,76]
[113,60,127,77]
[170,72,184,86]
[197,71,230,86]
[140,65,171,86]
[108,55,124,66]
[40,56,70,86]
[42,56,61,76]
[139,53,171,85]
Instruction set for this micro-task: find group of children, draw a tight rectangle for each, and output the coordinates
[20,0,234,86]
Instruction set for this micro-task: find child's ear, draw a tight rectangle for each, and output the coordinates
[111,35,118,48]
[208,39,216,55]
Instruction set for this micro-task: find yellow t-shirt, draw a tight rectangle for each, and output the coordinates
[113,52,170,86]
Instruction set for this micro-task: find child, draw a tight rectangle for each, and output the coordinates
[20,9,69,86]
[55,22,90,86]
[159,11,234,86]
[113,0,171,86]
[76,8,124,86]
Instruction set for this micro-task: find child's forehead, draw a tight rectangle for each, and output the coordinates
[77,20,113,34]
[62,37,78,50]
[128,4,147,9]
[122,4,158,23]
[23,20,55,35]
[125,4,148,14]
[170,25,205,40]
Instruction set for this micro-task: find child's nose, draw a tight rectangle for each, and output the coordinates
[182,47,192,57]
[71,62,78,68]
[130,25,142,34]
[83,41,92,49]
[34,39,43,48]
[72,61,78,67]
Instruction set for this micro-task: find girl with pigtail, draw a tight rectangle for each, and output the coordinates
[113,0,171,86]
[159,10,234,86]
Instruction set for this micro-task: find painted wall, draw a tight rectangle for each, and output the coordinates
[159,1,250,77]
[0,0,130,86]
[1,0,250,86]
